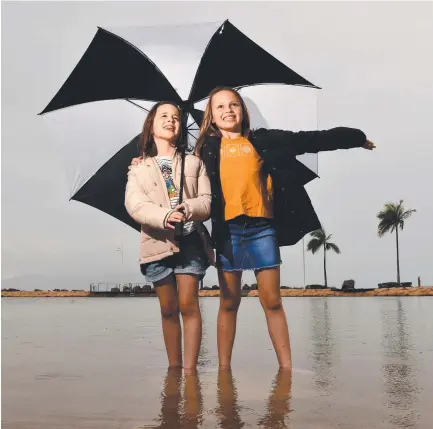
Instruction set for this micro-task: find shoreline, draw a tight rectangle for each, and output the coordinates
[2,287,432,298]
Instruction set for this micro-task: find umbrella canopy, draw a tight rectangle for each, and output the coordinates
[40,19,320,231]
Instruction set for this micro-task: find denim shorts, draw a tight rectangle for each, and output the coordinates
[140,230,209,284]
[217,216,281,272]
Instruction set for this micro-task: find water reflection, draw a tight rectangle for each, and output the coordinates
[152,368,204,428]
[381,299,419,428]
[309,299,337,393]
[216,369,245,428]
[198,300,211,368]
[257,370,292,429]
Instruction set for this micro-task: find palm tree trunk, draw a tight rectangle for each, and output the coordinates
[324,245,328,288]
[396,226,400,285]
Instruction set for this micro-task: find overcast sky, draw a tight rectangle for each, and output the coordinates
[2,1,433,290]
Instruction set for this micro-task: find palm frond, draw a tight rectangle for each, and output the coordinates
[306,238,322,254]
[377,219,395,237]
[309,228,327,241]
[400,209,417,222]
[377,200,416,237]
[326,242,341,254]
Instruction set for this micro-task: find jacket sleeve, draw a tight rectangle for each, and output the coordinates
[269,127,367,155]
[125,167,174,230]
[183,160,212,222]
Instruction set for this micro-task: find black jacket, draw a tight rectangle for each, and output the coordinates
[200,127,367,252]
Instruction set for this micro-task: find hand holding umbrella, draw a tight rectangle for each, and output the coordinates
[165,211,185,230]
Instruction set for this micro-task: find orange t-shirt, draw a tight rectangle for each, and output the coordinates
[220,136,273,221]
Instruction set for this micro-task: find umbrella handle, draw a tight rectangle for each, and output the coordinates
[174,148,186,241]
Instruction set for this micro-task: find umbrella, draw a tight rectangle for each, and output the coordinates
[40,19,320,231]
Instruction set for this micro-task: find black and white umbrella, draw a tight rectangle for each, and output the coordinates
[40,20,320,231]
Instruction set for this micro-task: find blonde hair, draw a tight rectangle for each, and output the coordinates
[195,87,251,157]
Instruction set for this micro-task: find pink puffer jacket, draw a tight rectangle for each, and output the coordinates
[125,153,214,265]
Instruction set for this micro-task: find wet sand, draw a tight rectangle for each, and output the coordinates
[2,296,433,428]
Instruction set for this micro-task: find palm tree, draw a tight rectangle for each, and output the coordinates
[377,200,416,284]
[306,228,341,288]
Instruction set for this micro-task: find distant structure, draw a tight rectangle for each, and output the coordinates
[89,282,153,296]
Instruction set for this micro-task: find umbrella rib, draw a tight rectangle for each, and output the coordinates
[126,99,150,112]
[187,131,197,140]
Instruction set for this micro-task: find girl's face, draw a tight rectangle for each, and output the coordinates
[152,104,181,141]
[210,90,243,134]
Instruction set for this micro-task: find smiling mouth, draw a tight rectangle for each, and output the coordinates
[223,116,236,121]
[163,126,175,131]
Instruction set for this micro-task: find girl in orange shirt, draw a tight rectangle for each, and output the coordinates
[194,87,376,371]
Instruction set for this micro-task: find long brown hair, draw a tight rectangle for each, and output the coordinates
[139,101,189,157]
[194,87,251,157]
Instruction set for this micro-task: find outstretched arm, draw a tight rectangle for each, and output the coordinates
[270,127,375,155]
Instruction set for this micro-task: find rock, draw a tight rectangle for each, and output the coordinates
[242,284,251,290]
[378,282,413,289]
[401,282,412,288]
[211,285,220,290]
[199,290,220,297]
[250,283,258,290]
[378,282,399,288]
[305,284,327,290]
[342,279,355,290]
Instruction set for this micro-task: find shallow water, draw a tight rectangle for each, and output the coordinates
[2,296,433,428]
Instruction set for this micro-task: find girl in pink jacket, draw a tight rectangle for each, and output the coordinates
[125,101,213,370]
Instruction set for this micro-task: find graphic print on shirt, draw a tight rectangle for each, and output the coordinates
[155,156,195,235]
[221,142,254,159]
[159,162,178,201]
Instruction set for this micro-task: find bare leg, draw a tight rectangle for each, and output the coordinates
[217,270,242,369]
[255,267,292,370]
[155,275,182,368]
[176,274,202,370]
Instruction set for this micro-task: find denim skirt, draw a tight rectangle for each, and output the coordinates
[140,230,209,284]
[217,216,281,272]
